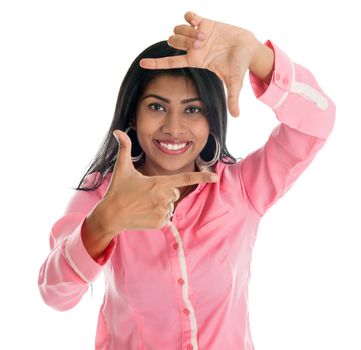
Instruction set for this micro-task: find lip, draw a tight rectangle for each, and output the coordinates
[154,140,192,155]
[156,139,191,143]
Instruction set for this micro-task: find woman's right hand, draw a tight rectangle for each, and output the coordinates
[90,129,219,239]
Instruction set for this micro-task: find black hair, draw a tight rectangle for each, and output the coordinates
[73,40,241,191]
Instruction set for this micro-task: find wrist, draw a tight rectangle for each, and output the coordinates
[86,202,116,239]
[249,41,275,84]
[81,215,115,261]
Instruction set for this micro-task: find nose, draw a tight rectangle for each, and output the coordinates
[161,111,186,136]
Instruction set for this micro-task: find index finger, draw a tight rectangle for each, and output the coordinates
[158,171,219,188]
[139,54,189,70]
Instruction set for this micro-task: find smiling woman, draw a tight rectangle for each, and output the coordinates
[134,74,212,176]
[38,10,336,350]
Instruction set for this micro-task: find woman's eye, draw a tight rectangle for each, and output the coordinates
[186,106,202,114]
[149,103,165,111]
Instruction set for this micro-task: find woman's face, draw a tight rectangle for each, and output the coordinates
[135,74,210,176]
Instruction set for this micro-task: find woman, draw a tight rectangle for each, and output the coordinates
[38,11,336,350]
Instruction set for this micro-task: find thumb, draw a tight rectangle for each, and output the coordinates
[112,129,135,172]
[226,78,242,118]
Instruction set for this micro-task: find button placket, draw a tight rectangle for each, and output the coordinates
[168,221,199,349]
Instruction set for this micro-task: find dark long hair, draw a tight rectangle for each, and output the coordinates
[73,40,241,191]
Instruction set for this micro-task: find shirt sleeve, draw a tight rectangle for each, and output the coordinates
[239,40,336,217]
[38,172,117,311]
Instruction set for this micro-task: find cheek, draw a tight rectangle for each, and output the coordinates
[136,114,157,139]
[196,120,210,144]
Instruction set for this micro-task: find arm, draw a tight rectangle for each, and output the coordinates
[240,40,336,216]
[133,10,336,213]
[38,172,117,311]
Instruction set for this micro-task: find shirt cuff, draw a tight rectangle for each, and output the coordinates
[249,40,336,139]
[95,236,117,265]
[62,217,117,283]
[249,40,292,105]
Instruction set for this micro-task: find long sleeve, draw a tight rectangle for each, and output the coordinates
[38,172,117,311]
[240,40,336,216]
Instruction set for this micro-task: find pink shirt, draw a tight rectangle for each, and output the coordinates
[38,40,336,350]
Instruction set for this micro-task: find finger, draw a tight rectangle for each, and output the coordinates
[184,11,203,28]
[160,171,219,188]
[139,54,189,70]
[225,78,242,118]
[173,24,206,41]
[169,33,207,51]
[168,34,199,51]
[112,129,135,175]
[224,68,248,117]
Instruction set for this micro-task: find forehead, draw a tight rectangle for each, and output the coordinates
[143,74,197,95]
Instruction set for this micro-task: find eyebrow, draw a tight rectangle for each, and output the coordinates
[142,94,202,104]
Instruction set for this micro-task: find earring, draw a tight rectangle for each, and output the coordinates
[196,131,221,168]
[124,125,144,163]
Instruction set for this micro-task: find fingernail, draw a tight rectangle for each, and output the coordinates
[193,40,202,48]
[198,32,206,40]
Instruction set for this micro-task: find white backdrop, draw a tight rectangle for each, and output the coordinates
[1,0,360,349]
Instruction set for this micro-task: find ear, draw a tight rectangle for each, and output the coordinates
[128,118,136,129]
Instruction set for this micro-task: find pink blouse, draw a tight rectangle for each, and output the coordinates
[38,40,336,350]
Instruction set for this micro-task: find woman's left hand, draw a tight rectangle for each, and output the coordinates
[139,11,270,117]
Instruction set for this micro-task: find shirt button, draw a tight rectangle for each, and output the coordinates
[282,76,289,86]
[178,278,185,286]
[176,213,183,220]
[275,72,281,80]
[187,345,193,350]
[173,242,179,250]
[183,308,190,315]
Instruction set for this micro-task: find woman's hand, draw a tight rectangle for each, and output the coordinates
[82,129,219,259]
[140,11,274,117]
[92,129,219,236]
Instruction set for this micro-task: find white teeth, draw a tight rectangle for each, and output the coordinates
[159,142,187,151]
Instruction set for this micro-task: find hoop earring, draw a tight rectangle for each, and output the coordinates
[196,131,221,168]
[124,126,144,163]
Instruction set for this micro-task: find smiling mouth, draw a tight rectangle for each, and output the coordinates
[154,140,192,155]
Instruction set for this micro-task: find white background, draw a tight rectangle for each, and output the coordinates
[1,0,360,349]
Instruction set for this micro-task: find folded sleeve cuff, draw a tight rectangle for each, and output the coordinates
[249,40,293,106]
[249,40,336,139]
[62,217,117,283]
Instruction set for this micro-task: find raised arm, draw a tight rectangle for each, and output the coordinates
[240,40,336,216]
[140,10,336,215]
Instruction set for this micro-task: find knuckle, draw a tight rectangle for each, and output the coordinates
[203,174,212,182]
[156,213,166,227]
[183,173,193,184]
[168,35,174,44]
[158,201,168,211]
[160,194,169,205]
